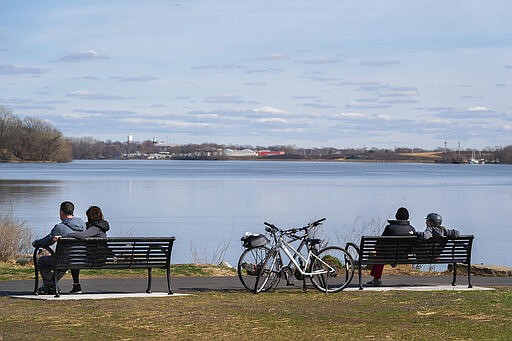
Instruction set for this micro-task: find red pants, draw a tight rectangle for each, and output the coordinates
[370,264,385,279]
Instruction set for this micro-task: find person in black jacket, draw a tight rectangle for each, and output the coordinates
[54,206,110,293]
[367,207,416,286]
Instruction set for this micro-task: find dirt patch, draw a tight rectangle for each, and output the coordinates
[398,152,443,159]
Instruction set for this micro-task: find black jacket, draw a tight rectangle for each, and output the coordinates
[382,220,416,236]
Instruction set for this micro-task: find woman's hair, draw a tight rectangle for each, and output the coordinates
[86,206,104,223]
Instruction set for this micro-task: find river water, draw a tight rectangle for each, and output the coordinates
[1,160,511,266]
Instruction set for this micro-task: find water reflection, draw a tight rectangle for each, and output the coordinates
[0,180,62,206]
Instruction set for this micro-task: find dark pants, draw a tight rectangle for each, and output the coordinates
[38,255,66,288]
[71,269,80,284]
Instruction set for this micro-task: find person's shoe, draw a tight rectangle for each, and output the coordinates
[366,278,382,286]
[37,286,60,295]
[69,283,82,294]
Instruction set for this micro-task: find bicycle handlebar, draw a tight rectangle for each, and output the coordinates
[310,217,326,226]
[263,218,326,235]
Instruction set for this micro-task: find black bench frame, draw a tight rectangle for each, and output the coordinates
[345,235,474,290]
[33,237,176,297]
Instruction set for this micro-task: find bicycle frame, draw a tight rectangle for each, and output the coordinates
[274,234,335,277]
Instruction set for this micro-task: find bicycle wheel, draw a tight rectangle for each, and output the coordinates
[237,246,270,292]
[254,251,282,293]
[310,246,355,293]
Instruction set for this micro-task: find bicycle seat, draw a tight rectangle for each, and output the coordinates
[307,238,322,246]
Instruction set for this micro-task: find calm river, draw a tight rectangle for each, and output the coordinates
[1,160,511,267]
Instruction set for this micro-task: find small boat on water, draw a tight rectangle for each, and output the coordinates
[468,151,485,164]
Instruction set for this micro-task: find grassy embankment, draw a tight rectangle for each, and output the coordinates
[0,261,236,281]
[0,289,510,340]
[1,261,453,281]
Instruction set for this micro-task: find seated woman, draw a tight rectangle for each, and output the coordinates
[55,206,110,293]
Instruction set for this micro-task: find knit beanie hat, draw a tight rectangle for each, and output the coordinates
[395,207,409,220]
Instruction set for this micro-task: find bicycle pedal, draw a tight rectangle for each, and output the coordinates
[286,283,295,286]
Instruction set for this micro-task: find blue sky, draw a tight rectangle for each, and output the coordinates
[1,1,511,149]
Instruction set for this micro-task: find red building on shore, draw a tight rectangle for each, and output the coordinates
[257,150,285,157]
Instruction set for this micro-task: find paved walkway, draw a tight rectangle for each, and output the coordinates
[1,275,509,300]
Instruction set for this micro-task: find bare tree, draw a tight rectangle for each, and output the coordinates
[0,109,72,162]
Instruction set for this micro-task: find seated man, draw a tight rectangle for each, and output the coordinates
[32,201,85,294]
[416,212,460,240]
[367,207,416,286]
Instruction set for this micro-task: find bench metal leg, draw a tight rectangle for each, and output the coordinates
[33,250,39,295]
[451,263,457,286]
[166,265,173,295]
[358,263,363,290]
[53,271,60,298]
[146,268,152,293]
[34,273,39,295]
[34,266,39,295]
[467,263,472,288]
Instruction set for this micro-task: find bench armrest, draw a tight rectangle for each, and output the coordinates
[32,245,55,262]
[345,242,360,258]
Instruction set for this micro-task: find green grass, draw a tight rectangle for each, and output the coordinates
[0,262,236,281]
[1,289,511,340]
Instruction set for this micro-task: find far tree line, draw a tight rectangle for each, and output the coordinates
[1,108,512,163]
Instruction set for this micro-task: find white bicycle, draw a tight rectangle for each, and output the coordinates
[238,218,355,294]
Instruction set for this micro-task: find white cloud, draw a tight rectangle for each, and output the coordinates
[255,53,288,61]
[252,106,288,115]
[360,59,400,67]
[331,112,393,122]
[194,113,219,119]
[468,106,490,112]
[0,64,42,75]
[121,117,211,128]
[332,112,370,119]
[346,101,391,109]
[56,49,109,62]
[244,81,266,86]
[66,90,131,100]
[256,117,288,124]
[377,114,392,120]
[112,76,157,82]
[203,94,258,104]
[62,112,103,119]
[303,57,340,65]
[244,68,285,74]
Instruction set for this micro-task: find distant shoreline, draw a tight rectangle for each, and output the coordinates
[1,158,505,164]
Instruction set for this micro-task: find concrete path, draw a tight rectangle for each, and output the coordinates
[1,274,509,300]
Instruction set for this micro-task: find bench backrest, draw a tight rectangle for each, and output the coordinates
[54,237,176,270]
[358,235,474,264]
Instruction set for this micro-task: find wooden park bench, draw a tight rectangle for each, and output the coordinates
[345,235,474,289]
[33,237,176,297]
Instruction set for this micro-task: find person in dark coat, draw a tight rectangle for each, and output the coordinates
[367,207,416,286]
